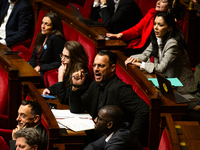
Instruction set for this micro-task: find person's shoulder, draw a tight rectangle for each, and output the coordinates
[166,38,178,45]
[17,0,32,7]
[148,8,156,14]
[49,34,65,41]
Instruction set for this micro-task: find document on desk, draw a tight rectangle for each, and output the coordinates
[51,109,95,132]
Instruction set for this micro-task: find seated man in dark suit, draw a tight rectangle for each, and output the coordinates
[70,50,149,144]
[84,105,143,150]
[0,0,34,47]
[9,100,48,150]
[15,128,41,150]
[90,0,143,33]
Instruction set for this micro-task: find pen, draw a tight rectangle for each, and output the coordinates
[72,72,87,78]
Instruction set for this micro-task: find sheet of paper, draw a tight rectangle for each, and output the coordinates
[51,109,92,119]
[57,117,95,132]
[148,77,183,87]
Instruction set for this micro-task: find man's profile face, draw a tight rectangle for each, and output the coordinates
[93,54,115,85]
[94,109,109,132]
[16,105,35,128]
[16,137,37,150]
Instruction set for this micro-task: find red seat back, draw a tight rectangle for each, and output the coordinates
[116,64,150,105]
[158,129,172,150]
[0,136,9,150]
[0,67,8,115]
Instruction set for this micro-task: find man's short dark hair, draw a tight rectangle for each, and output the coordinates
[97,50,117,65]
[21,100,42,117]
[102,105,124,123]
[15,128,41,148]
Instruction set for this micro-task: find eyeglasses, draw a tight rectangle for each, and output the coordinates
[60,54,70,60]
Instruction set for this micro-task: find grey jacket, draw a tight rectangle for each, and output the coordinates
[131,38,195,93]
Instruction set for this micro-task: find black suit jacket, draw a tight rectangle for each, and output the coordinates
[29,34,66,73]
[90,0,143,33]
[69,75,149,142]
[9,123,48,150]
[84,128,143,150]
[0,0,34,47]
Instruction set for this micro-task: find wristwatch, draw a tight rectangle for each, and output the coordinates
[100,2,107,7]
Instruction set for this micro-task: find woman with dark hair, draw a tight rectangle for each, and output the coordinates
[106,0,184,56]
[29,12,66,76]
[125,12,194,93]
[42,41,91,104]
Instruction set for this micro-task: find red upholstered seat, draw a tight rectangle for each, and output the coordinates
[116,64,150,106]
[0,129,12,147]
[0,66,9,128]
[158,129,172,150]
[137,0,157,16]
[43,69,58,87]
[66,0,94,18]
[0,136,9,150]
[12,10,47,61]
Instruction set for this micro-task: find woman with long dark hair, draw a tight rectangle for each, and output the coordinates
[29,12,66,76]
[125,12,194,93]
[42,41,91,104]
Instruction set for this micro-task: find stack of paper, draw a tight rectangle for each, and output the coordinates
[51,109,95,132]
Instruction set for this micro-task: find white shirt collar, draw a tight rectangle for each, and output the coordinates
[105,132,114,142]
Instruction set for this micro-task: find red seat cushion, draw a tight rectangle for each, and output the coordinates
[0,136,9,150]
[0,67,8,115]
[43,69,58,87]
[116,64,150,106]
[0,129,12,146]
[158,129,172,150]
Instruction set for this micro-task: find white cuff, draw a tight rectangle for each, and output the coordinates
[0,39,7,46]
[140,62,145,70]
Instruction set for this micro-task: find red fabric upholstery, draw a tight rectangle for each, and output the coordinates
[158,129,172,150]
[66,0,94,18]
[0,66,9,128]
[43,69,58,87]
[0,129,12,146]
[0,67,8,115]
[0,136,9,150]
[12,10,47,61]
[116,65,150,106]
[10,39,32,49]
[137,0,157,16]
[78,34,95,80]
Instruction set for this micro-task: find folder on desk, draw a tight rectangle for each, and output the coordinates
[148,77,183,87]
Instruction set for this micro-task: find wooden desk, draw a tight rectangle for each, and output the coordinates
[26,86,86,150]
[0,44,41,85]
[31,0,127,52]
[0,44,41,128]
[161,113,200,150]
